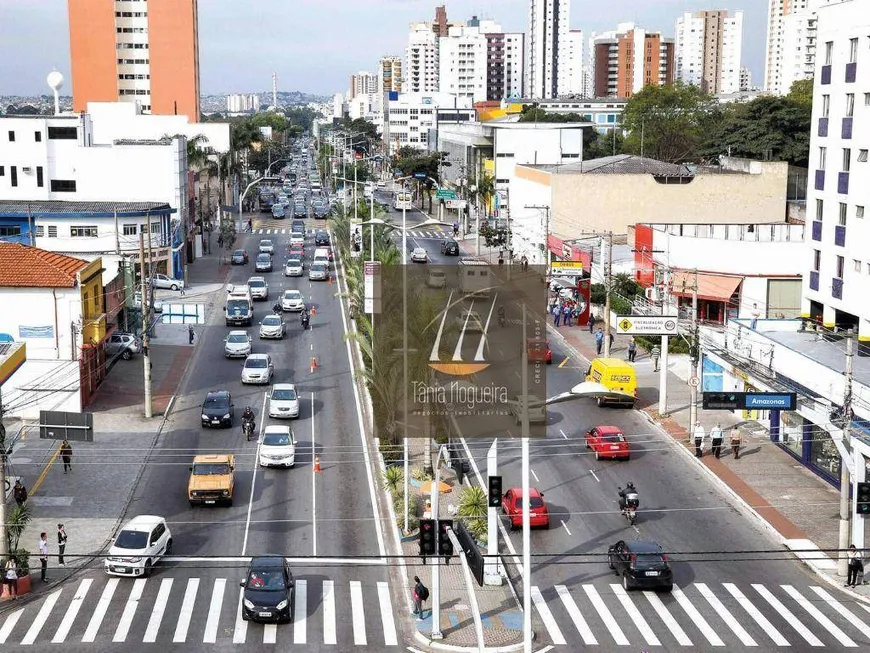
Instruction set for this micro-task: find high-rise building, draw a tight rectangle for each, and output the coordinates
[562,29,585,96]
[675,10,743,95]
[379,56,403,94]
[68,0,201,120]
[484,31,525,101]
[591,23,675,99]
[405,22,441,93]
[801,0,869,342]
[439,23,492,103]
[740,66,753,91]
[226,93,260,113]
[349,72,378,100]
[527,0,572,99]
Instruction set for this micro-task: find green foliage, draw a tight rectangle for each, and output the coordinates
[635,334,691,354]
[585,129,626,159]
[6,502,32,575]
[250,112,289,134]
[787,78,814,106]
[457,486,487,520]
[518,106,588,123]
[466,517,488,545]
[383,465,403,495]
[591,283,606,305]
[412,466,434,482]
[284,106,320,131]
[612,273,642,299]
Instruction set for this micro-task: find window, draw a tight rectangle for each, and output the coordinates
[843,148,851,172]
[819,147,827,169]
[836,255,845,278]
[36,166,43,187]
[7,130,14,142]
[859,149,868,162]
[50,179,77,192]
[849,37,858,63]
[866,93,870,106]
[34,131,42,142]
[47,126,77,140]
[839,202,848,225]
[846,93,855,117]
[0,226,22,237]
[34,225,44,237]
[858,206,865,219]
[813,250,821,272]
[150,221,160,233]
[122,224,138,236]
[0,166,3,176]
[48,226,57,238]
[70,226,98,238]
[821,95,830,118]
[854,259,862,272]
[815,198,824,221]
[824,41,833,65]
[10,166,17,187]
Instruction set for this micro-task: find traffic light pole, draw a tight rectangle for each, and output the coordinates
[429,444,447,640]
[839,329,854,575]
[484,441,502,584]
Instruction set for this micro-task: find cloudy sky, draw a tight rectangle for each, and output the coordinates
[0,0,765,96]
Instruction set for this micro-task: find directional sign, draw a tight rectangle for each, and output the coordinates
[413,172,427,180]
[445,199,467,210]
[702,392,797,411]
[437,189,457,200]
[551,261,584,277]
[616,315,679,336]
[364,261,382,314]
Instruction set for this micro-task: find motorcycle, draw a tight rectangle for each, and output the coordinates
[242,419,255,441]
[301,313,310,330]
[618,486,639,526]
[498,313,506,328]
[272,302,283,314]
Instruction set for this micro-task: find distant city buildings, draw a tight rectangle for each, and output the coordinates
[526,0,572,99]
[226,93,260,114]
[740,66,753,91]
[484,31,525,101]
[379,56,403,94]
[349,72,378,100]
[675,10,743,95]
[591,23,675,99]
[562,29,585,97]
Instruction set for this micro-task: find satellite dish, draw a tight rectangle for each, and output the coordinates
[47,69,64,91]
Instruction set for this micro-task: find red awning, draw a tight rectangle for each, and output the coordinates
[671,272,742,302]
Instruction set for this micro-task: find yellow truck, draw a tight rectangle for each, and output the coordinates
[188,454,235,506]
[584,357,638,408]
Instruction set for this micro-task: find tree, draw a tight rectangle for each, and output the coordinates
[285,106,321,132]
[250,112,289,135]
[584,128,625,160]
[788,78,814,107]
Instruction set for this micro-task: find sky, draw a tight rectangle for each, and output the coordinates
[0,0,766,97]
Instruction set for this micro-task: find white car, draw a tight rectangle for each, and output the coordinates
[284,257,303,276]
[509,395,547,424]
[376,180,387,189]
[427,269,446,288]
[259,425,297,468]
[289,231,305,247]
[281,289,305,312]
[247,276,269,301]
[411,247,428,263]
[258,239,275,254]
[268,383,300,418]
[259,314,286,339]
[224,330,252,358]
[105,515,172,577]
[456,309,484,332]
[151,273,185,291]
[241,353,274,385]
[308,263,328,281]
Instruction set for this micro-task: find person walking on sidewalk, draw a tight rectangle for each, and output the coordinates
[627,337,637,363]
[12,479,27,507]
[710,423,724,459]
[412,575,429,619]
[553,303,562,327]
[846,544,863,587]
[37,532,50,583]
[589,315,596,334]
[3,556,18,599]
[595,328,604,355]
[651,345,661,372]
[562,303,573,327]
[57,524,68,567]
[60,439,73,473]
[188,324,195,345]
[609,331,614,350]
[730,427,742,459]
[693,422,706,458]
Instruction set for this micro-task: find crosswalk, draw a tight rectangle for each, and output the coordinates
[531,581,870,648]
[394,229,449,240]
[0,574,399,647]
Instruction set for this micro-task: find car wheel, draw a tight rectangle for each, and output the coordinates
[546,359,552,365]
[543,520,550,530]
[242,612,249,622]
[584,439,590,450]
[597,397,604,408]
[170,284,179,291]
[143,560,152,577]
[622,572,632,591]
[624,454,631,461]
[661,584,673,593]
[595,451,601,461]
[510,520,518,531]
[189,500,196,507]
[122,349,132,361]
[166,539,173,555]
[226,497,233,507]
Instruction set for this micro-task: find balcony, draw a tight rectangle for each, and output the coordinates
[845,62,857,83]
[832,277,843,300]
[821,64,831,85]
[818,117,828,137]
[810,270,820,291]
[834,225,846,247]
[812,220,823,241]
[814,169,825,191]
[842,117,852,139]
[838,172,849,195]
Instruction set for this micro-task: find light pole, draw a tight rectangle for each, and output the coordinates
[238,176,264,234]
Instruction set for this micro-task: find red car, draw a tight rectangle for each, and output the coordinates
[288,243,304,258]
[585,425,630,461]
[502,487,550,530]
[526,338,552,364]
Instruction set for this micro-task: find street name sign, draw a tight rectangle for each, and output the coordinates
[702,392,797,411]
[445,199,467,210]
[413,172,427,180]
[616,315,679,336]
[436,189,457,200]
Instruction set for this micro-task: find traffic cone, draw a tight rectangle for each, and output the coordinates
[328,274,333,285]
[311,307,317,317]
[310,356,318,373]
[314,455,322,473]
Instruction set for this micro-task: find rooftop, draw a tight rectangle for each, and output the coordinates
[0,243,89,288]
[525,154,695,176]
[0,200,173,218]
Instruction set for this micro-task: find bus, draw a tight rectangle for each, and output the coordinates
[393,190,413,211]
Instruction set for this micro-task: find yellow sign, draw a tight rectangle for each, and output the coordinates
[619,318,633,332]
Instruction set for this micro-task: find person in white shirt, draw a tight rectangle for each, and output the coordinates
[37,532,50,583]
[693,422,706,458]
[846,544,863,587]
[710,423,724,459]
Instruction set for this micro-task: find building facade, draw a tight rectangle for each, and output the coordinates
[801,0,870,344]
[562,30,585,96]
[384,92,475,155]
[405,22,441,93]
[592,24,675,98]
[526,0,572,99]
[68,0,201,120]
[439,24,490,103]
[379,56,403,93]
[348,72,378,100]
[675,10,744,95]
[226,93,260,114]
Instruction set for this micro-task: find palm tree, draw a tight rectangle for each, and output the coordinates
[472,171,495,218]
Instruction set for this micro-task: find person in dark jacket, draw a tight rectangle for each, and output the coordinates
[13,480,27,507]
[60,439,73,473]
[412,575,429,619]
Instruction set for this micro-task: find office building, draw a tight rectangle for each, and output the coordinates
[384,92,474,155]
[68,0,201,120]
[675,10,744,95]
[591,23,675,98]
[527,0,572,99]
[379,56,403,93]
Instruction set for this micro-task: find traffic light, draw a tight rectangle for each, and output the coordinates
[488,475,502,508]
[419,519,436,557]
[438,519,454,559]
[857,482,870,515]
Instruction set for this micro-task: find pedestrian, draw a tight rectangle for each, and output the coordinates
[693,422,706,458]
[12,479,27,507]
[627,337,637,363]
[846,544,863,587]
[38,532,50,583]
[217,234,224,249]
[188,324,195,345]
[247,218,253,233]
[595,328,604,355]
[750,303,761,330]
[711,423,724,459]
[57,524,68,567]
[498,256,504,267]
[3,556,18,600]
[553,303,562,327]
[412,575,429,619]
[651,345,661,372]
[730,427,742,459]
[609,331,614,349]
[60,439,73,473]
[562,304,572,327]
[589,315,596,334]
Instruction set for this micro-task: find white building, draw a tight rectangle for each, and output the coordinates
[740,66,753,91]
[802,0,870,343]
[514,98,626,134]
[385,92,475,155]
[439,24,489,103]
[503,33,526,99]
[332,93,346,120]
[675,10,743,95]
[562,29,585,96]
[226,93,260,114]
[349,72,378,100]
[405,22,441,94]
[379,56,403,93]
[527,0,572,99]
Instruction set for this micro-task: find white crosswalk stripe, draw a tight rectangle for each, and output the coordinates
[114,578,147,642]
[782,585,857,647]
[611,584,660,646]
[143,578,173,643]
[203,578,226,644]
[293,579,307,644]
[673,586,726,646]
[809,586,870,641]
[555,585,596,644]
[723,582,789,646]
[584,584,629,645]
[21,588,62,645]
[696,582,757,646]
[83,577,117,642]
[52,578,92,643]
[531,585,566,645]
[643,590,692,646]
[753,583,824,646]
[172,577,199,643]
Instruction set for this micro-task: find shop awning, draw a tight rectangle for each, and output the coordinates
[671,272,743,302]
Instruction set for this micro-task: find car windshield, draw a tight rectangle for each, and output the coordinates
[312,264,326,271]
[284,291,301,299]
[602,434,625,443]
[227,299,249,312]
[262,316,281,326]
[233,250,246,257]
[263,432,293,446]
[260,241,273,247]
[204,396,229,409]
[272,389,297,401]
[633,554,666,569]
[245,358,268,369]
[248,280,265,288]
[516,497,545,509]
[114,529,148,550]
[430,271,445,278]
[257,254,270,261]
[286,259,301,267]
[227,334,248,344]
[291,232,303,238]
[193,463,231,475]
[246,570,286,590]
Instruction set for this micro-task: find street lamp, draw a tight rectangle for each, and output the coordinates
[238,176,264,234]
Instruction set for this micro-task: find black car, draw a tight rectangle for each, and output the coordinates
[314,230,330,246]
[293,204,307,218]
[440,239,460,256]
[240,556,294,623]
[201,390,234,428]
[292,219,305,233]
[607,540,673,591]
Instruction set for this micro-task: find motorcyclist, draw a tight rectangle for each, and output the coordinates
[242,406,255,434]
[301,306,310,329]
[497,305,506,326]
[272,299,283,314]
[618,482,639,512]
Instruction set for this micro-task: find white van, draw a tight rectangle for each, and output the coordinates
[313,247,330,269]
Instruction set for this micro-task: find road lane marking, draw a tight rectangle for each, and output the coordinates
[808,586,870,641]
[560,520,572,536]
[0,608,24,644]
[83,578,118,642]
[530,469,539,483]
[143,578,173,643]
[781,584,856,646]
[558,356,569,368]
[241,391,269,557]
[312,391,317,556]
[695,582,757,646]
[52,578,92,642]
[263,623,277,644]
[752,584,822,646]
[559,429,568,439]
[555,585,595,644]
[113,578,146,642]
[232,587,248,643]
[531,586,566,645]
[174,577,199,642]
[722,583,788,646]
[583,584,629,645]
[323,580,337,645]
[589,469,600,483]
[377,581,398,646]
[294,579,307,644]
[610,584,660,646]
[161,556,384,564]
[643,590,692,646]
[203,578,226,643]
[672,586,724,646]
[350,580,367,645]
[21,588,62,645]
[29,443,61,496]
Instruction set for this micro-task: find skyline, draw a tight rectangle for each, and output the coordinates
[0,0,766,97]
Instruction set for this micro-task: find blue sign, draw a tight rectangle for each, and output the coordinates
[19,325,54,339]
[744,393,797,410]
[413,172,427,180]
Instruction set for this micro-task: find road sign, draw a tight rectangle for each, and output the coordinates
[364,261,382,314]
[39,410,94,442]
[413,172,427,180]
[437,189,457,200]
[702,392,797,411]
[551,261,584,277]
[615,315,679,335]
[445,199,467,210]
[689,376,700,387]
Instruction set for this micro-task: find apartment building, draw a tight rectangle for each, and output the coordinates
[562,29,585,96]
[483,32,525,101]
[349,72,378,100]
[68,0,201,120]
[226,93,260,114]
[405,22,441,93]
[591,23,675,99]
[383,92,474,155]
[439,24,490,103]
[379,56,403,93]
[527,0,572,99]
[675,10,744,95]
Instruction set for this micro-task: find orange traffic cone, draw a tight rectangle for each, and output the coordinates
[314,455,322,473]
[328,274,333,285]
[310,356,318,373]
[311,307,317,317]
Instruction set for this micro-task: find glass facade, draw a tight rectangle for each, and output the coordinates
[781,411,804,457]
[810,424,840,480]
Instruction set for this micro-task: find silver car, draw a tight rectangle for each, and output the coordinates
[268,383,300,419]
[107,332,140,360]
[284,257,303,277]
[224,330,252,358]
[259,314,285,339]
[151,273,185,291]
[247,276,269,301]
[241,354,274,385]
[258,239,275,254]
[308,263,328,281]
[255,253,273,272]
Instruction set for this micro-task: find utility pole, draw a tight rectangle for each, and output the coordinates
[838,329,854,577]
[687,270,700,430]
[0,394,8,559]
[139,232,153,418]
[603,231,614,356]
[523,205,551,267]
[520,303,532,653]
[659,267,671,416]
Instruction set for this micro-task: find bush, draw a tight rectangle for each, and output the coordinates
[466,518,488,545]
[383,465,403,494]
[11,548,30,576]
[411,466,433,482]
[635,335,691,354]
[379,439,403,464]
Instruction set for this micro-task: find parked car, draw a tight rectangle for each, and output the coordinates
[258,425,297,467]
[231,249,249,265]
[525,338,552,364]
[151,273,185,291]
[201,390,234,427]
[268,383,300,419]
[241,353,274,385]
[502,487,550,530]
[104,515,172,577]
[586,425,630,461]
[224,331,252,358]
[239,555,295,623]
[107,332,140,360]
[607,540,673,591]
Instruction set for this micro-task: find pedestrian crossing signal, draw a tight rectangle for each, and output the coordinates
[857,482,870,515]
[419,518,436,558]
